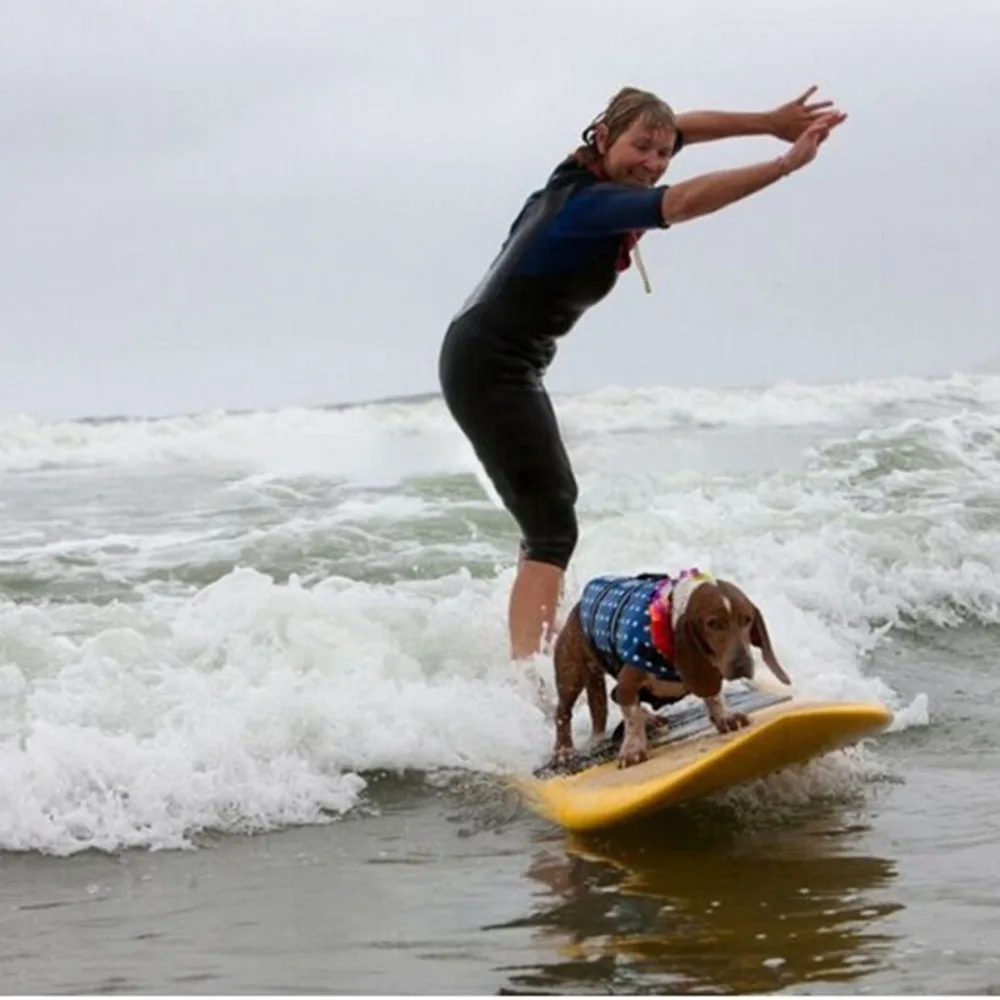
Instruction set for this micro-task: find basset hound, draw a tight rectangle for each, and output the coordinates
[551,569,791,769]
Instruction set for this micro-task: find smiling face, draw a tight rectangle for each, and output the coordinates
[575,87,678,183]
[596,115,677,187]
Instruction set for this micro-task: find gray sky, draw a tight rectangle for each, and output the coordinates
[3,0,999,421]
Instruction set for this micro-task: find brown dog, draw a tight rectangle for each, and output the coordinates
[552,570,790,769]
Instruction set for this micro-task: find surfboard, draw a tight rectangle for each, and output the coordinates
[516,681,893,833]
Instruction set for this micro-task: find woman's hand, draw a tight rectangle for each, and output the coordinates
[769,86,840,142]
[778,112,848,174]
[661,111,847,225]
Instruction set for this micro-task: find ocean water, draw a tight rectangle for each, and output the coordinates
[2,373,1000,993]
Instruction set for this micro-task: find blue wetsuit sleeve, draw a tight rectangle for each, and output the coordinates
[554,184,669,237]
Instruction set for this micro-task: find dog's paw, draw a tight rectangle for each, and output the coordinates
[550,746,578,767]
[713,711,751,734]
[616,744,648,769]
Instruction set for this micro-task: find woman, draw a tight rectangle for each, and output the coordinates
[438,85,846,661]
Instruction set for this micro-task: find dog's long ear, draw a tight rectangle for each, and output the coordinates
[673,616,722,698]
[750,604,791,684]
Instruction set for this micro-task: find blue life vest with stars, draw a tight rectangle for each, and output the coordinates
[578,573,681,682]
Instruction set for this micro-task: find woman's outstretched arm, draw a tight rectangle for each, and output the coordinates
[677,85,837,145]
[662,112,847,224]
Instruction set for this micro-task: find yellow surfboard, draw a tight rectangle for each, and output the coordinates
[516,684,893,833]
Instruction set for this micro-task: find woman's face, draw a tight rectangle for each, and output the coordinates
[598,117,676,187]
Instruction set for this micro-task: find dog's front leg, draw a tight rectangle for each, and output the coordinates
[615,669,649,768]
[704,692,751,734]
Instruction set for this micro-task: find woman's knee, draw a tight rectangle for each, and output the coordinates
[516,490,579,571]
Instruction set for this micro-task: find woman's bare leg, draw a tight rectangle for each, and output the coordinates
[508,557,565,660]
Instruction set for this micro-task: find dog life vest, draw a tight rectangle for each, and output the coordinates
[578,569,712,681]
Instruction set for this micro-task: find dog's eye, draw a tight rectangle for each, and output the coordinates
[707,617,725,631]
[739,614,752,627]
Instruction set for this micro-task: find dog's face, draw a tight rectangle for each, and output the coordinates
[672,578,791,697]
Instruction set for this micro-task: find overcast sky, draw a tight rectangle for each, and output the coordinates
[3,0,999,421]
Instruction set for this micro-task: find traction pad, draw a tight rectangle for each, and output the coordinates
[534,682,791,779]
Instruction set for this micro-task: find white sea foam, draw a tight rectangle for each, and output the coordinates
[2,373,998,852]
[2,372,1000,477]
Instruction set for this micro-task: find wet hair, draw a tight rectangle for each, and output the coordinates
[572,86,678,167]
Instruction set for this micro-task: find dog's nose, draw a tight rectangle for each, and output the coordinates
[730,647,754,679]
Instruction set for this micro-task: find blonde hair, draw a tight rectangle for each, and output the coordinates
[573,86,678,167]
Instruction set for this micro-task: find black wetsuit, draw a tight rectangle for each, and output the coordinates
[438,145,682,569]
